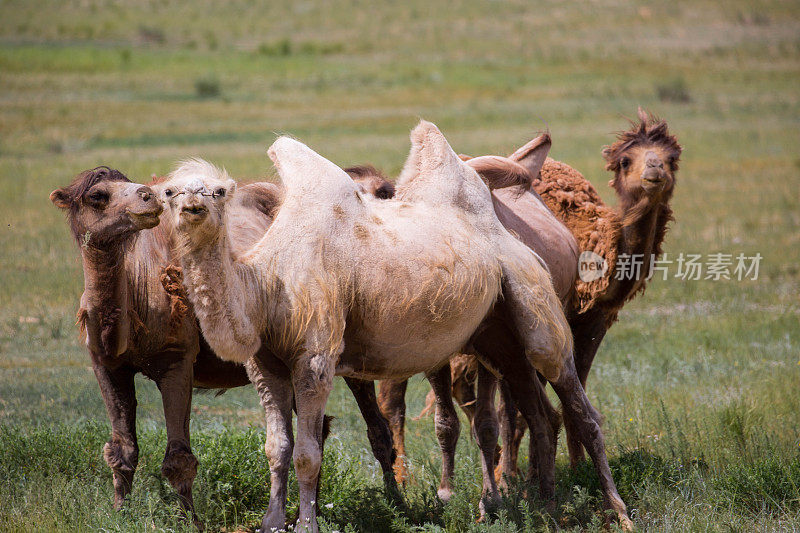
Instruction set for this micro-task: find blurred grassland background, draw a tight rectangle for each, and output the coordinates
[0,0,799,531]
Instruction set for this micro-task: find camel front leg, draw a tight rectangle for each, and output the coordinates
[344,378,403,504]
[426,363,460,502]
[155,354,197,516]
[153,355,198,517]
[246,351,294,532]
[551,356,632,530]
[92,359,138,510]
[377,378,410,485]
[292,351,336,533]
[472,364,501,517]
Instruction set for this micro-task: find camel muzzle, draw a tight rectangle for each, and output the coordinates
[180,202,209,223]
[641,167,666,189]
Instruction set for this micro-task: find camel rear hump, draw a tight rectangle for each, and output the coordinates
[395,121,495,217]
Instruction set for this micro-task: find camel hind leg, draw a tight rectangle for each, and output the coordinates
[377,378,410,485]
[551,355,632,530]
[565,310,609,467]
[426,363,460,502]
[471,313,557,503]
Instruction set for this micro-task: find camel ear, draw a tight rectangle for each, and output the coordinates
[50,188,72,209]
[509,133,551,179]
[226,179,236,197]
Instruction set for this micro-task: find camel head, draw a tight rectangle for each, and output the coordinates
[602,108,681,205]
[159,158,236,247]
[50,167,162,248]
[344,165,396,199]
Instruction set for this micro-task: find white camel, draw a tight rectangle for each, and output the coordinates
[159,121,630,532]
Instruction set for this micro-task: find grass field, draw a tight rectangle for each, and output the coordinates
[1,0,799,531]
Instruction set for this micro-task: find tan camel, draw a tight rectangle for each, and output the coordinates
[379,109,681,486]
[159,121,630,532]
[50,167,399,522]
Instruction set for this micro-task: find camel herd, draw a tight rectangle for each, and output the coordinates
[50,109,680,532]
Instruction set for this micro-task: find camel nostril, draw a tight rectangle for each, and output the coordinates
[137,187,154,202]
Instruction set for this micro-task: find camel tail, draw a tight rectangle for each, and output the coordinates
[500,252,573,383]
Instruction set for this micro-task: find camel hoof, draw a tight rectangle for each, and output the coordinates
[616,513,634,531]
[393,458,409,486]
[437,487,453,503]
[478,491,501,520]
[261,511,286,533]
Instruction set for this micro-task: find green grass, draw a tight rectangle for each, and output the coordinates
[1,0,799,531]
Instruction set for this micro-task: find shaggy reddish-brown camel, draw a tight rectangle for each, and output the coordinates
[159,121,631,532]
[50,167,401,521]
[379,109,681,485]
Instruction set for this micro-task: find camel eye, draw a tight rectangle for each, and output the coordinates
[87,190,109,206]
[164,189,173,197]
[214,187,225,198]
[620,157,631,170]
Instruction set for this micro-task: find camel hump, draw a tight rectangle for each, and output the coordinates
[396,120,487,207]
[267,136,359,203]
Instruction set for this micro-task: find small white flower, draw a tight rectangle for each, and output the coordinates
[325,503,334,509]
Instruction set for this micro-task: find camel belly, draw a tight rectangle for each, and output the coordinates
[333,204,503,379]
[337,305,491,380]
[337,272,498,380]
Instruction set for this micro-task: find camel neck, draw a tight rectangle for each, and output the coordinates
[180,233,264,363]
[79,244,131,359]
[620,201,661,259]
[607,198,665,303]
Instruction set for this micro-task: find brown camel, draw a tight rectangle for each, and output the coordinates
[51,167,204,517]
[50,167,400,522]
[158,121,630,532]
[378,109,681,485]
